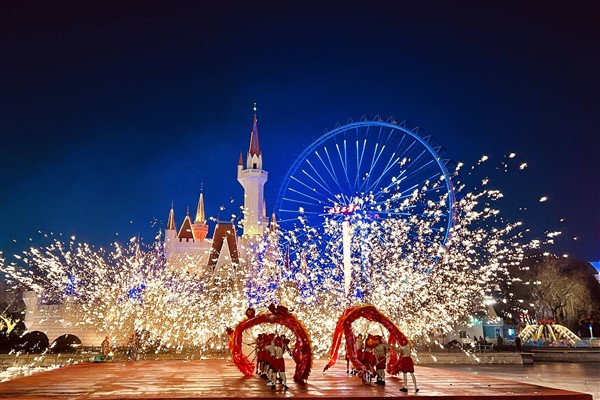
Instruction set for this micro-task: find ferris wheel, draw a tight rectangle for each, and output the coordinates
[275,117,456,292]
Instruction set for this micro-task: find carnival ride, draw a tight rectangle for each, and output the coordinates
[518,319,581,346]
[275,118,455,297]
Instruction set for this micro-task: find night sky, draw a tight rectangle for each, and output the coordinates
[1,1,598,262]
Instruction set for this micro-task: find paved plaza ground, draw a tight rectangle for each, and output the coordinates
[0,358,595,399]
[429,363,599,399]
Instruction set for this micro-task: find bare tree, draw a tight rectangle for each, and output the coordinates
[506,255,592,326]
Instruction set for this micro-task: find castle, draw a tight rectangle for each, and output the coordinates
[23,107,276,347]
[161,106,278,279]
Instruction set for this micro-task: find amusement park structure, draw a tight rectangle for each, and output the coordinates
[275,116,456,299]
[20,111,472,353]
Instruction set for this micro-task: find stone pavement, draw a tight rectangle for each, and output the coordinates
[0,359,593,399]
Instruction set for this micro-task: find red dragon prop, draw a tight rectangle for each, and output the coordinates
[228,304,313,383]
[323,304,409,375]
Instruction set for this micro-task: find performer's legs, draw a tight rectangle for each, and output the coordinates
[376,369,385,384]
[410,372,419,392]
[400,372,408,391]
[280,371,288,390]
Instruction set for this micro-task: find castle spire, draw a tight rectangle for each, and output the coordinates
[195,190,206,224]
[192,189,209,242]
[248,103,260,157]
[166,202,176,231]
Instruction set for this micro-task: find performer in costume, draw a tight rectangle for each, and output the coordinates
[372,335,389,385]
[353,333,364,375]
[256,333,269,378]
[344,339,352,374]
[264,333,276,387]
[398,343,419,393]
[269,335,289,390]
[361,334,377,383]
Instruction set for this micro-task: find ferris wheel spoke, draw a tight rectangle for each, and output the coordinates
[362,142,382,193]
[304,159,333,194]
[354,139,368,192]
[292,173,328,199]
[323,146,343,190]
[304,160,340,201]
[278,209,321,220]
[297,169,335,201]
[286,188,328,207]
[310,152,336,192]
[363,152,400,195]
[315,149,346,200]
[335,141,351,189]
[404,159,436,181]
[375,180,419,203]
[364,142,392,195]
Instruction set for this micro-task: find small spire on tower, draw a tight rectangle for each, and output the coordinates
[248,103,260,157]
[238,152,243,166]
[195,190,206,224]
[166,202,176,231]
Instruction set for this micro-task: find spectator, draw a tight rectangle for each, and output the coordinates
[496,334,504,352]
[101,336,111,360]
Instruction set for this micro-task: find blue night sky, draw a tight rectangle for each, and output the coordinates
[1,1,598,261]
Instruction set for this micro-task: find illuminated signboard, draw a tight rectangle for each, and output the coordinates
[326,203,360,215]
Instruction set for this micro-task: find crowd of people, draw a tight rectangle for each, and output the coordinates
[99,330,420,393]
[345,333,419,392]
[252,332,292,391]
[97,331,148,362]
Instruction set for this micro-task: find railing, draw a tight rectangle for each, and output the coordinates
[474,343,494,352]
[240,169,268,178]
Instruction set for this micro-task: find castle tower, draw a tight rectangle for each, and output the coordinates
[193,191,209,241]
[164,203,177,257]
[237,104,268,236]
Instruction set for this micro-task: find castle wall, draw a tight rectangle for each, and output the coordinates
[22,291,106,347]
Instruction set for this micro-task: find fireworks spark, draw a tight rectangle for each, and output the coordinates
[1,156,549,358]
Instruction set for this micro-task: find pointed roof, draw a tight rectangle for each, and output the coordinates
[177,213,195,240]
[166,204,176,231]
[208,222,240,268]
[248,104,260,157]
[195,192,206,224]
[238,152,243,166]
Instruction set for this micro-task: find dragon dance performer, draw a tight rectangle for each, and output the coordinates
[398,342,419,393]
[372,335,389,385]
[352,333,364,376]
[266,334,290,390]
[254,333,269,379]
[361,334,377,383]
